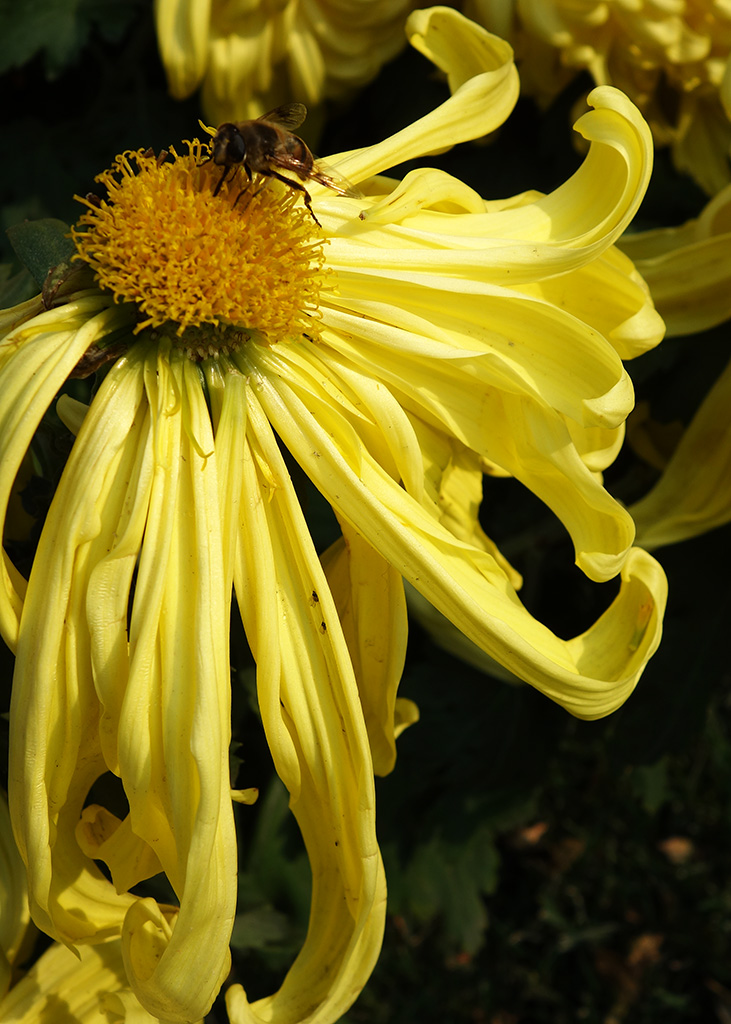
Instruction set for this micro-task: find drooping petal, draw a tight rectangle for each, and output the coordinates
[8,341,236,1022]
[0,794,32,1000]
[9,350,145,947]
[320,522,411,777]
[250,360,667,720]
[0,296,122,649]
[115,350,235,1021]
[226,370,386,1024]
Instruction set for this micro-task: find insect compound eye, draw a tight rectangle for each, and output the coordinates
[226,130,246,164]
[212,125,246,166]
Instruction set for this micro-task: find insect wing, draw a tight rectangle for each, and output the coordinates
[257,102,307,131]
[311,158,363,199]
[265,150,363,199]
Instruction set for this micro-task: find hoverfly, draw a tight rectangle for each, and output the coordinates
[205,102,361,226]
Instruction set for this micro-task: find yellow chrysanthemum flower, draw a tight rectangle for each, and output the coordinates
[466,0,731,194]
[155,0,416,123]
[0,8,668,1022]
[620,184,731,548]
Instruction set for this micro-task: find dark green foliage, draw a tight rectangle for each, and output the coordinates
[0,0,144,77]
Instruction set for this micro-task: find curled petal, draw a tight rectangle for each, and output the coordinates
[334,8,520,185]
[304,318,635,581]
[253,366,667,720]
[335,85,654,287]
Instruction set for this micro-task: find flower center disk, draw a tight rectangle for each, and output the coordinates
[72,142,325,349]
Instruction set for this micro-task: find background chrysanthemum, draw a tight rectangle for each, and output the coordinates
[155,0,418,124]
[619,182,731,548]
[466,0,731,194]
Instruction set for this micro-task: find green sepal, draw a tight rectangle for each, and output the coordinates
[43,259,96,309]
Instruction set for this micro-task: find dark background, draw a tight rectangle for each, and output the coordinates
[1,3,730,1022]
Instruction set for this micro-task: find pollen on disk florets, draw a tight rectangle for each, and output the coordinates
[71,142,326,348]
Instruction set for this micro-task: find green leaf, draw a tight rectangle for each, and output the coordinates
[230,906,293,952]
[0,0,144,77]
[631,758,669,815]
[6,219,75,288]
[0,265,37,307]
[0,0,87,75]
[402,825,500,955]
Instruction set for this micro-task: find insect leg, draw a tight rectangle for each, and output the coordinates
[266,170,321,228]
[232,166,256,209]
[213,165,230,197]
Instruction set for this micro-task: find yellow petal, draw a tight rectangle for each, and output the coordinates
[336,84,654,285]
[281,321,635,582]
[333,8,520,186]
[0,297,120,649]
[533,246,665,360]
[115,352,236,1020]
[9,344,236,1021]
[9,350,145,947]
[0,936,179,1023]
[408,415,523,589]
[0,794,32,1000]
[320,524,409,777]
[405,580,523,684]
[228,379,386,1024]
[154,0,211,99]
[620,183,731,336]
[251,363,667,720]
[75,806,163,895]
[673,92,731,196]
